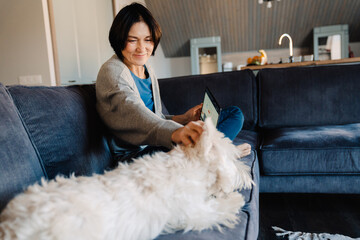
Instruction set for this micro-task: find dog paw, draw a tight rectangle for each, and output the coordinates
[237,143,251,158]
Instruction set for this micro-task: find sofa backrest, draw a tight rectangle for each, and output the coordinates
[7,85,113,180]
[0,84,46,211]
[159,69,258,130]
[258,64,360,128]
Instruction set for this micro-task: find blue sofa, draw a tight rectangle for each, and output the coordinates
[1,63,360,239]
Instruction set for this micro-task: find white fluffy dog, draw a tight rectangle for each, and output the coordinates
[0,119,253,240]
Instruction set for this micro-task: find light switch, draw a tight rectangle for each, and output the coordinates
[18,75,43,85]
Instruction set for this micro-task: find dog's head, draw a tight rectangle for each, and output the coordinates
[182,119,253,194]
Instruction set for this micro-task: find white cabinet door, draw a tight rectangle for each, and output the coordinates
[52,0,114,85]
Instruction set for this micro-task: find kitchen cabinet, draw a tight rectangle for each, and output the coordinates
[313,24,349,61]
[190,37,222,75]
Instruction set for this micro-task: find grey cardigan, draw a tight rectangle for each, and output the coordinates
[96,55,182,149]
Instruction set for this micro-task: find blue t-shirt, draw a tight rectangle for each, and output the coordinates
[130,68,154,112]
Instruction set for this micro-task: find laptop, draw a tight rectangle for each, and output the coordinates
[200,87,222,127]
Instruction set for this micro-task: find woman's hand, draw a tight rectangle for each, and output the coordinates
[171,121,204,146]
[172,103,203,125]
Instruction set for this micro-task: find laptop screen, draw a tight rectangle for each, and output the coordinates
[200,87,221,126]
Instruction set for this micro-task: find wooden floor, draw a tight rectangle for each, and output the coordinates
[259,193,360,240]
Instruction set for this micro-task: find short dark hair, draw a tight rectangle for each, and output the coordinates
[109,3,162,61]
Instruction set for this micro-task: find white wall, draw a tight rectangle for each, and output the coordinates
[0,0,53,86]
[1,0,359,86]
[147,45,191,78]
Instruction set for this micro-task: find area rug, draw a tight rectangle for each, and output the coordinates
[273,226,360,240]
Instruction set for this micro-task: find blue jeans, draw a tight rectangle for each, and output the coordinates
[217,106,244,141]
[113,106,244,163]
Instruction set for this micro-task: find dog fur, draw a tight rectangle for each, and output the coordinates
[0,119,253,240]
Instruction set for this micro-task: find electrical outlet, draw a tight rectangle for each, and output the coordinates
[18,75,43,85]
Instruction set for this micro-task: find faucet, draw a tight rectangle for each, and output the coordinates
[279,33,293,63]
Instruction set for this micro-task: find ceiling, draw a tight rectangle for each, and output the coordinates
[145,0,360,57]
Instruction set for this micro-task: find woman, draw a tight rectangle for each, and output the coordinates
[96,3,244,162]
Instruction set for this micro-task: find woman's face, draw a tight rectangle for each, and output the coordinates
[122,21,154,69]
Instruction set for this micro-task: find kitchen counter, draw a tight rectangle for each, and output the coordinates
[241,57,360,70]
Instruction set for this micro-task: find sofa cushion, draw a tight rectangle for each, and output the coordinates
[258,64,360,128]
[7,85,113,179]
[159,70,257,130]
[260,123,360,175]
[234,130,260,151]
[0,84,46,211]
